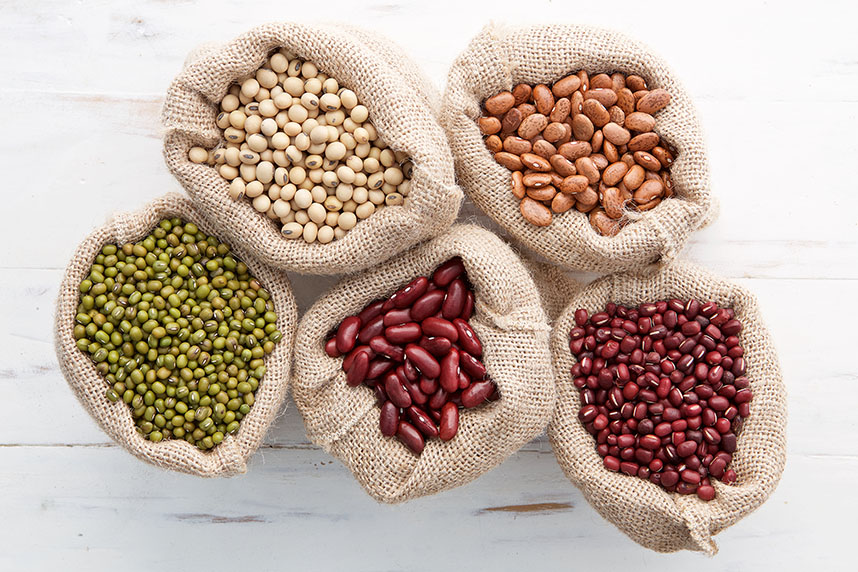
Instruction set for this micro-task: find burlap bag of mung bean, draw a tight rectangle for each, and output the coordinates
[441,24,716,273]
[162,23,461,275]
[548,261,786,554]
[54,194,298,476]
[292,224,554,502]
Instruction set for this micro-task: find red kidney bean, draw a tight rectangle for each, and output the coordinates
[402,358,419,382]
[459,350,487,380]
[419,336,453,357]
[366,358,394,380]
[390,276,429,309]
[432,258,465,287]
[429,387,448,410]
[343,345,373,371]
[410,290,446,322]
[407,405,439,438]
[453,319,483,357]
[380,401,399,436]
[422,317,459,341]
[397,420,425,454]
[570,299,751,500]
[383,308,413,327]
[439,402,459,441]
[385,322,422,344]
[441,279,466,320]
[458,369,471,390]
[404,376,428,406]
[358,300,385,325]
[325,337,341,358]
[405,344,441,379]
[358,314,385,343]
[336,316,362,354]
[384,372,412,409]
[347,351,370,387]
[369,336,405,362]
[419,375,438,395]
[461,290,475,321]
[461,380,494,408]
[440,349,460,393]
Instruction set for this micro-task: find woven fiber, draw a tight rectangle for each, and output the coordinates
[292,224,554,502]
[548,261,787,553]
[162,23,461,275]
[54,194,298,476]
[522,258,584,323]
[441,24,715,273]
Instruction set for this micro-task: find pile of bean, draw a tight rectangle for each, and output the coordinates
[73,219,283,449]
[479,71,676,235]
[325,258,498,454]
[188,50,413,244]
[569,300,752,501]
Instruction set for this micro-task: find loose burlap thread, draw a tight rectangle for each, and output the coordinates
[441,24,716,274]
[54,194,298,476]
[162,22,461,275]
[548,262,787,554]
[292,224,554,502]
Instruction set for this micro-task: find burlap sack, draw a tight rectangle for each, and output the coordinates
[548,261,786,553]
[441,24,716,274]
[54,194,298,476]
[162,23,461,275]
[522,258,584,323]
[292,224,554,502]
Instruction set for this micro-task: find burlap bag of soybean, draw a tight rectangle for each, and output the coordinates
[548,261,787,554]
[441,24,717,273]
[54,194,298,476]
[292,224,554,502]
[162,22,461,275]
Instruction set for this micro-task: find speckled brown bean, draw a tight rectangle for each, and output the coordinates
[494,151,523,171]
[511,171,525,199]
[478,116,501,135]
[520,197,552,226]
[502,107,523,133]
[551,192,576,213]
[532,84,555,115]
[629,132,660,152]
[625,111,655,132]
[552,74,581,97]
[484,135,502,153]
[590,209,620,235]
[503,136,532,155]
[602,187,625,219]
[582,99,610,127]
[550,98,571,123]
[518,113,548,139]
[602,162,629,186]
[512,83,532,105]
[550,154,577,177]
[484,91,515,115]
[637,89,671,114]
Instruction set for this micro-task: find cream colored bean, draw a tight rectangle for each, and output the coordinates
[355,202,375,220]
[380,149,396,168]
[288,105,309,123]
[270,53,289,73]
[368,189,385,205]
[384,167,404,185]
[294,209,310,225]
[241,78,260,98]
[336,165,356,184]
[302,221,318,243]
[322,170,339,187]
[219,164,239,179]
[223,127,244,144]
[259,99,278,117]
[189,147,208,164]
[304,77,322,95]
[325,141,347,161]
[281,210,296,224]
[239,163,256,182]
[317,225,335,244]
[289,166,307,186]
[307,203,327,224]
[385,192,404,206]
[325,211,339,227]
[397,180,411,196]
[350,105,368,123]
[225,147,241,167]
[256,161,274,184]
[308,168,324,184]
[333,227,347,240]
[252,194,271,213]
[352,186,369,204]
[367,172,384,190]
[353,172,368,187]
[382,182,397,194]
[294,188,313,209]
[245,181,264,198]
[257,68,278,89]
[319,93,340,111]
[247,134,268,153]
[216,112,231,129]
[228,110,246,129]
[281,222,303,239]
[342,199,357,213]
[228,178,246,200]
[340,89,358,109]
[267,184,282,201]
[280,183,297,201]
[323,78,339,94]
[221,94,240,112]
[335,184,354,202]
[337,211,357,230]
[309,186,326,203]
[325,110,345,126]
[273,150,289,167]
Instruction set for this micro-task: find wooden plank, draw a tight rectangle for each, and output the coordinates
[0,445,849,569]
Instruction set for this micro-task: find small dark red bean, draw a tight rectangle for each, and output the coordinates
[441,279,466,320]
[397,420,425,454]
[410,290,446,322]
[440,349,460,393]
[574,308,589,326]
[357,300,385,325]
[422,317,459,341]
[461,380,495,408]
[459,350,487,380]
[431,258,465,287]
[391,276,429,309]
[604,455,621,471]
[324,337,341,358]
[384,372,412,408]
[697,485,716,501]
[346,351,369,387]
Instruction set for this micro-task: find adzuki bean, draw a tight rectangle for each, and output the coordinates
[570,300,752,501]
[326,258,498,454]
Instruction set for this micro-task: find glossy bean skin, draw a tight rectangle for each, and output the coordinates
[440,349,460,393]
[441,279,466,320]
[383,308,412,327]
[439,402,459,441]
[405,344,441,379]
[432,258,465,287]
[419,336,452,357]
[324,337,340,358]
[336,316,362,354]
[379,401,399,436]
[366,358,394,380]
[384,371,412,409]
[346,351,369,387]
[421,317,459,342]
[385,323,422,344]
[369,336,405,362]
[408,406,439,438]
[396,420,425,454]
[390,276,429,309]
[459,350,487,380]
[358,314,385,343]
[461,380,494,408]
[357,300,385,325]
[570,299,751,500]
[410,290,445,322]
[454,319,482,357]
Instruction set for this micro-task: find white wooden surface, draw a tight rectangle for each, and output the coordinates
[1,0,855,569]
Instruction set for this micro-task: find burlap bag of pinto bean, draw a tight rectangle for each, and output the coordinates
[162,22,461,275]
[292,224,554,502]
[548,262,786,553]
[441,24,715,273]
[54,194,298,476]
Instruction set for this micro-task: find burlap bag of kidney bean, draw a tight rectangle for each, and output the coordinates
[441,24,716,273]
[162,22,461,275]
[549,261,786,554]
[55,194,298,476]
[292,224,555,502]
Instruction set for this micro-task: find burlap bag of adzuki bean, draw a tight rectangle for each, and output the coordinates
[54,194,298,477]
[441,24,716,273]
[292,224,554,502]
[162,23,461,275]
[548,261,786,554]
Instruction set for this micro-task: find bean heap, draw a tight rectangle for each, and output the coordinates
[479,71,676,235]
[325,258,498,454]
[73,219,283,449]
[188,50,413,244]
[569,300,752,501]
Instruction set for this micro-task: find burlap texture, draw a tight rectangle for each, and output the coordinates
[54,194,298,476]
[548,261,787,553]
[162,23,461,275]
[441,24,715,273]
[292,224,554,502]
[522,258,584,323]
